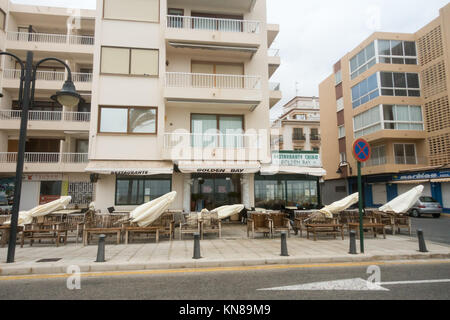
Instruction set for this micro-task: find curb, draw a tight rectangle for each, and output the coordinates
[1,252,450,277]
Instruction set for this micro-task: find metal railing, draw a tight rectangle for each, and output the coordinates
[167,15,260,34]
[0,152,89,163]
[310,135,321,141]
[3,69,92,83]
[166,72,261,90]
[7,31,94,45]
[363,156,428,167]
[269,82,280,91]
[293,135,306,141]
[164,132,261,149]
[0,110,90,122]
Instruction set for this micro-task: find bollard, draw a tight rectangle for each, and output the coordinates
[95,234,106,263]
[193,233,201,259]
[349,231,357,255]
[280,231,289,256]
[417,229,428,253]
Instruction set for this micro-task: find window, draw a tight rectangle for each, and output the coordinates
[191,61,244,88]
[76,140,89,154]
[0,9,6,31]
[336,97,344,112]
[99,106,157,134]
[312,147,320,153]
[353,104,423,138]
[394,144,417,164]
[335,70,342,85]
[103,0,159,23]
[370,145,386,166]
[380,72,420,97]
[338,125,346,138]
[191,114,244,148]
[351,73,379,108]
[350,41,376,79]
[377,40,417,65]
[115,175,171,205]
[101,47,159,76]
[340,152,347,162]
[293,128,304,140]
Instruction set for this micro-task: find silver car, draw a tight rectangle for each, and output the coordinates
[409,196,442,218]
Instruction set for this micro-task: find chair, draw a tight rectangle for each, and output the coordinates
[247,212,272,238]
[200,211,221,239]
[179,213,201,240]
[65,214,87,244]
[151,211,176,240]
[293,211,310,237]
[82,211,123,246]
[270,212,290,237]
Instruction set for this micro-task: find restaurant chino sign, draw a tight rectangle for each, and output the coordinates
[272,152,322,167]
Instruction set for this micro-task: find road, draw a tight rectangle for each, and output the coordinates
[409,216,450,245]
[1,260,449,301]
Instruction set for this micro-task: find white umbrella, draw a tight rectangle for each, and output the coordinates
[130,191,177,227]
[379,185,424,214]
[318,193,359,219]
[210,204,245,220]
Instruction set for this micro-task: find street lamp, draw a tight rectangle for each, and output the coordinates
[0,51,81,263]
[336,161,353,175]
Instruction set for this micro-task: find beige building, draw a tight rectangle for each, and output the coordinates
[271,96,321,154]
[319,3,450,212]
[0,1,95,210]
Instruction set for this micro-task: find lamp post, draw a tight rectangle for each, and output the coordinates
[0,51,82,263]
[336,161,353,175]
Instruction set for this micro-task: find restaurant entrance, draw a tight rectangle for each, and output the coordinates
[191,174,242,211]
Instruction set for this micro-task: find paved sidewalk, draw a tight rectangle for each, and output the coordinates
[1,227,449,276]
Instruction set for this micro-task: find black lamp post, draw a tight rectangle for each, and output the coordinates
[0,51,81,263]
[336,161,353,175]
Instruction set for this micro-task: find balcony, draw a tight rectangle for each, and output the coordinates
[165,72,262,111]
[269,82,282,108]
[2,69,93,92]
[0,152,88,173]
[267,24,280,47]
[310,135,321,141]
[362,156,428,175]
[165,15,261,53]
[0,110,90,131]
[268,48,281,78]
[163,132,261,161]
[6,31,94,54]
[293,135,306,142]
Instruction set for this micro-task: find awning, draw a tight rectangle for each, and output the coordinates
[85,161,173,176]
[178,161,260,174]
[431,178,450,183]
[260,165,326,177]
[390,179,429,184]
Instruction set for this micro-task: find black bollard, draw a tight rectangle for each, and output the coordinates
[280,231,289,256]
[349,230,357,255]
[417,229,428,253]
[193,233,201,259]
[95,234,106,263]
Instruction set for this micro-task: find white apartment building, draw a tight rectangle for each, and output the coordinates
[0,1,95,210]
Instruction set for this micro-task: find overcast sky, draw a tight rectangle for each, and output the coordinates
[11,0,450,119]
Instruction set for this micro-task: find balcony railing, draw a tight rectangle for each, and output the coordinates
[310,135,321,141]
[0,110,90,122]
[293,135,306,141]
[166,72,261,90]
[164,133,260,149]
[3,69,92,83]
[6,31,94,45]
[363,156,428,168]
[167,15,260,34]
[0,152,88,163]
[268,48,280,57]
[269,82,280,91]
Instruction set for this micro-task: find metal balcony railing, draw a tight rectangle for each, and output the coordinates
[3,69,92,83]
[0,110,90,122]
[0,152,89,163]
[362,156,428,167]
[164,133,261,149]
[293,135,306,141]
[7,31,94,45]
[166,72,261,90]
[167,15,260,34]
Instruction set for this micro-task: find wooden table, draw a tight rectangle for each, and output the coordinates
[124,226,159,244]
[20,223,67,247]
[305,222,344,241]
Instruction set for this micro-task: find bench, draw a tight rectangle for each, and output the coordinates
[123,226,159,244]
[347,215,386,239]
[305,218,344,241]
[20,224,68,247]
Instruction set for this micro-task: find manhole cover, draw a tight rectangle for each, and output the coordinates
[36,258,61,263]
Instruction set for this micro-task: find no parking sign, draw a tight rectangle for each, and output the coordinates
[352,138,371,163]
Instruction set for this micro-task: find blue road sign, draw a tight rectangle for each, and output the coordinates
[352,138,371,163]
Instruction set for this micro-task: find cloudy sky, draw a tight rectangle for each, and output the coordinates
[11,0,449,119]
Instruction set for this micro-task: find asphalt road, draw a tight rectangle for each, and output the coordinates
[1,260,449,301]
[408,216,450,244]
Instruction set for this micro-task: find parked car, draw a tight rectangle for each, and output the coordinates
[409,196,442,218]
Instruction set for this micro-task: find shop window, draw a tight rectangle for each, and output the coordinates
[40,181,62,204]
[115,175,171,206]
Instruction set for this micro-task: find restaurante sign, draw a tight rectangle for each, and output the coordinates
[272,152,322,167]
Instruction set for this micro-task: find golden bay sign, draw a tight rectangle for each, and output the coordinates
[272,152,322,167]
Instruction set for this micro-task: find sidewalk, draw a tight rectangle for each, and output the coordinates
[1,226,449,276]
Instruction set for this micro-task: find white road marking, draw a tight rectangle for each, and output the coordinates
[381,279,450,286]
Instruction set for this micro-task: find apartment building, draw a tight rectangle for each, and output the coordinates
[319,3,450,212]
[0,1,95,210]
[272,96,321,153]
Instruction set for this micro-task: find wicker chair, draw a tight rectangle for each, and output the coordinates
[200,211,221,239]
[270,212,290,237]
[179,213,201,240]
[247,212,272,238]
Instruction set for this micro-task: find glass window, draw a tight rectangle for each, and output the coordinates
[393,73,406,88]
[100,107,128,133]
[394,144,416,164]
[391,40,403,56]
[377,40,417,66]
[378,40,391,55]
[129,108,156,133]
[404,42,416,56]
[338,126,345,138]
[191,114,243,148]
[116,176,171,206]
[191,114,217,148]
[349,41,376,78]
[406,73,420,88]
[380,72,393,87]
[335,70,342,85]
[410,106,422,122]
[351,73,380,108]
[383,105,394,121]
[104,0,159,22]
